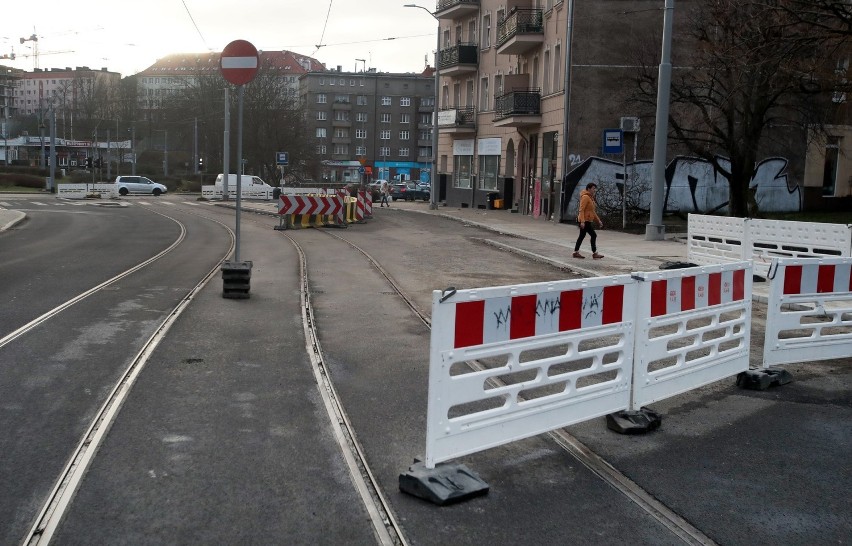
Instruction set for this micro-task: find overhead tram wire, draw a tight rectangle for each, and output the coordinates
[313,0,335,55]
[282,33,433,52]
[180,0,212,51]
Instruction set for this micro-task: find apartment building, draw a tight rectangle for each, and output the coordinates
[137,51,324,119]
[435,0,851,219]
[0,66,23,122]
[300,68,435,184]
[12,66,120,117]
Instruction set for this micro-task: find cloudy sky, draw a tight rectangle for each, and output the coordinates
[1,0,438,76]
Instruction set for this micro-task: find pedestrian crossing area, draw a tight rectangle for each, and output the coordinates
[0,198,225,210]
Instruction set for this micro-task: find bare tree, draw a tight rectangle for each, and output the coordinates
[631,0,846,217]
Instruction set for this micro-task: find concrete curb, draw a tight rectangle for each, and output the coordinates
[0,210,26,231]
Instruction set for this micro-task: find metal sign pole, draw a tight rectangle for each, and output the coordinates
[235,84,244,262]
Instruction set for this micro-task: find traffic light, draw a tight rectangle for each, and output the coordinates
[86,157,92,169]
[198,157,204,171]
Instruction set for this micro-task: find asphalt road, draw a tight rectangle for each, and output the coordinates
[1,195,849,545]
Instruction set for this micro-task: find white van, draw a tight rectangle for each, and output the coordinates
[215,174,273,189]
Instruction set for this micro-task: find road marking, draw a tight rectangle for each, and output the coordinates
[30,201,48,206]
[0,202,12,207]
[137,201,151,205]
[162,202,176,206]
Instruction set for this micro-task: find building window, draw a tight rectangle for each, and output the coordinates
[483,14,491,48]
[381,113,391,123]
[356,112,368,121]
[329,78,335,86]
[419,129,432,140]
[334,144,348,155]
[400,113,411,124]
[380,146,390,157]
[381,96,392,106]
[419,147,432,158]
[317,93,327,104]
[335,95,350,103]
[478,155,500,191]
[823,136,841,196]
[316,111,327,120]
[316,127,327,138]
[422,97,434,107]
[357,95,367,105]
[399,130,410,140]
[355,128,366,139]
[553,44,562,92]
[350,79,355,86]
[400,97,411,106]
[543,49,551,94]
[339,78,345,86]
[480,76,489,111]
[399,147,410,157]
[356,146,366,156]
[335,110,350,121]
[454,156,473,189]
[334,128,349,138]
[420,113,432,125]
[380,130,391,140]
[316,144,327,154]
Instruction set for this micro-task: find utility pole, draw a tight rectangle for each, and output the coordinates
[646,0,674,241]
[131,124,136,175]
[193,117,198,174]
[106,128,111,180]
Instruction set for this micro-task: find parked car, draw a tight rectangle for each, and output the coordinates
[390,182,430,202]
[114,175,168,196]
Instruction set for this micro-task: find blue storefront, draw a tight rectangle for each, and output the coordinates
[374,160,431,183]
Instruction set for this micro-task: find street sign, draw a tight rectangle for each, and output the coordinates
[220,40,259,86]
[276,151,289,165]
[602,129,624,154]
[358,166,365,174]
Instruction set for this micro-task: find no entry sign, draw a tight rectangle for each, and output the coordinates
[220,40,259,85]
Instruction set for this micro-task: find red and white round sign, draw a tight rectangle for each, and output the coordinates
[219,40,259,86]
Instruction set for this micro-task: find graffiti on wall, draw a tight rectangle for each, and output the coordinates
[560,155,801,220]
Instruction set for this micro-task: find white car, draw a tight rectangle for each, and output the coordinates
[114,176,168,196]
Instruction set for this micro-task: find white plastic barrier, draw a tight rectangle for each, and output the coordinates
[763,257,852,368]
[688,214,852,278]
[631,262,752,408]
[749,218,852,274]
[425,276,638,468]
[201,185,273,200]
[688,214,747,267]
[57,183,117,198]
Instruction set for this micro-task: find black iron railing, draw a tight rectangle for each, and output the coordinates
[496,8,544,48]
[438,44,479,70]
[441,106,476,125]
[494,89,541,120]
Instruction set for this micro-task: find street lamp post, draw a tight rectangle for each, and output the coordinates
[405,3,441,210]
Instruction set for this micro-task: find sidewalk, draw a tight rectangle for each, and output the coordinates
[390,201,690,278]
[0,209,26,231]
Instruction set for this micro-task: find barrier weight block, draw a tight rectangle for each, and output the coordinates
[399,461,489,506]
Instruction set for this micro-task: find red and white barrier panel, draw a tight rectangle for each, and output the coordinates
[425,275,637,468]
[278,195,342,217]
[763,257,852,368]
[363,189,373,218]
[631,262,752,409]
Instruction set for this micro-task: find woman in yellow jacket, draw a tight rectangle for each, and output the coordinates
[573,182,604,259]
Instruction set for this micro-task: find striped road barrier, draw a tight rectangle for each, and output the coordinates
[277,194,345,229]
[742,257,852,389]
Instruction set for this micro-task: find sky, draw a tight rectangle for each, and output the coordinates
[1,0,439,77]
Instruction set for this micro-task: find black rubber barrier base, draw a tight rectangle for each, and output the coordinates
[606,407,662,435]
[399,460,489,506]
[736,368,794,390]
[221,260,252,299]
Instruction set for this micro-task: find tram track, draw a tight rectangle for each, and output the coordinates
[311,225,716,546]
[19,205,236,546]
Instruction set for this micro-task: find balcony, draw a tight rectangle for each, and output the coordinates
[332,99,351,110]
[332,119,352,127]
[438,44,479,76]
[493,89,541,127]
[437,106,476,134]
[435,0,479,20]
[496,8,544,56]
